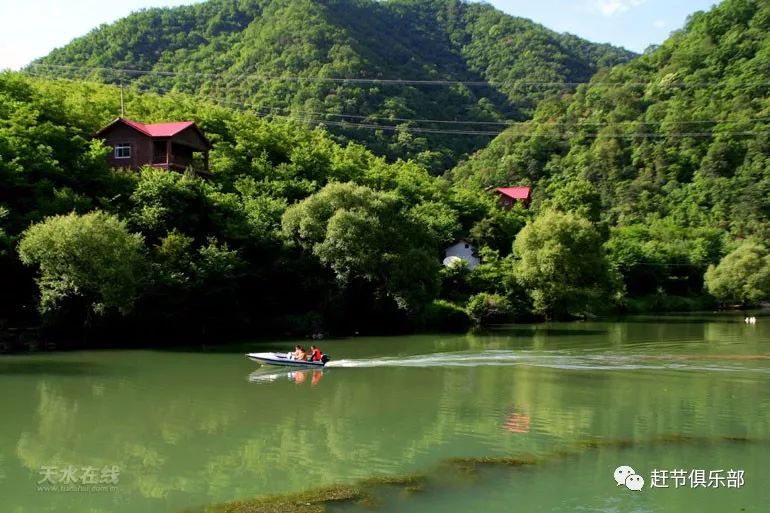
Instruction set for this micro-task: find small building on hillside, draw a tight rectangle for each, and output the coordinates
[95,117,212,174]
[495,186,531,209]
[443,239,480,270]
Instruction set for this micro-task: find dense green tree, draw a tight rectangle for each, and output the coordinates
[31,0,632,172]
[605,218,723,297]
[452,0,770,305]
[3,0,770,344]
[513,211,615,319]
[704,242,770,305]
[0,207,9,253]
[466,292,512,326]
[18,211,147,318]
[0,72,455,339]
[282,182,439,311]
[469,202,529,254]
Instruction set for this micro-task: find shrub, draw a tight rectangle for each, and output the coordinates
[466,293,512,326]
[420,300,471,332]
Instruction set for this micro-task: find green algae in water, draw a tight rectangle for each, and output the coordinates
[202,485,366,513]
[200,434,769,513]
[199,477,430,513]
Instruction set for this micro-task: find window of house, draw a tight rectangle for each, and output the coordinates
[114,143,131,159]
[464,244,469,249]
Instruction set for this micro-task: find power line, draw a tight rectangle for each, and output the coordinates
[28,66,770,130]
[219,98,770,128]
[26,70,770,139]
[28,63,494,87]
[220,96,770,128]
[216,98,770,138]
[28,62,770,89]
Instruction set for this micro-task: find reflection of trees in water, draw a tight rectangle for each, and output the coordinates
[704,321,768,344]
[8,344,770,510]
[16,382,80,469]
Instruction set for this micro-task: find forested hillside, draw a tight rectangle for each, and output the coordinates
[0,72,532,346]
[30,0,632,172]
[4,1,770,349]
[451,0,770,307]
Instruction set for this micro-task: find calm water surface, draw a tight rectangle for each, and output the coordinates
[1,314,769,512]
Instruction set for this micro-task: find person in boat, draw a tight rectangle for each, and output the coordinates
[310,345,330,364]
[291,345,307,361]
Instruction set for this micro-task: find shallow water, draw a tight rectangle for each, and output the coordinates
[1,314,769,512]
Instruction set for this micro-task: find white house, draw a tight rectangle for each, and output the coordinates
[443,239,480,270]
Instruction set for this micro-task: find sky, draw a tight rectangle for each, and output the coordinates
[0,0,719,71]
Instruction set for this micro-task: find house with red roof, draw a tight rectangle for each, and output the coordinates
[495,186,531,209]
[95,117,212,174]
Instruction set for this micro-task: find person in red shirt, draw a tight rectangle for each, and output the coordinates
[310,345,323,362]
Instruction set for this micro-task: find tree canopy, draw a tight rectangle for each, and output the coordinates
[704,242,770,306]
[18,211,146,317]
[0,72,508,341]
[513,211,615,319]
[450,0,770,309]
[282,182,439,311]
[3,0,770,346]
[30,0,633,173]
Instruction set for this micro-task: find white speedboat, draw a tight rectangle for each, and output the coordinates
[246,352,328,368]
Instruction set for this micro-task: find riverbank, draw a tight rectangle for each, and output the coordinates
[1,301,767,354]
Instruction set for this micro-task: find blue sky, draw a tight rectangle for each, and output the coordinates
[0,0,718,70]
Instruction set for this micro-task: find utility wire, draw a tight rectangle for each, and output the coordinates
[25,69,770,139]
[27,63,770,89]
[218,97,770,127]
[217,98,770,138]
[28,66,770,129]
[28,63,493,87]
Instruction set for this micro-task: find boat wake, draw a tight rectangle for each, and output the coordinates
[325,350,770,372]
[327,351,523,368]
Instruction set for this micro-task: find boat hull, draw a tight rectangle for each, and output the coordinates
[246,352,327,368]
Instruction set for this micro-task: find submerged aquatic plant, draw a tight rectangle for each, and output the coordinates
[201,485,365,513]
[196,433,766,513]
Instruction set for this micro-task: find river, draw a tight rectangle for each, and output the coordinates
[1,314,768,512]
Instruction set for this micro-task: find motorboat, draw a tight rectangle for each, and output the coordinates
[246,351,328,368]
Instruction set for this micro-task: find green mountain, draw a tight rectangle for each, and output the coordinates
[450,0,770,299]
[5,2,770,341]
[30,0,633,172]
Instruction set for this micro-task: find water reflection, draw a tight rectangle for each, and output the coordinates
[248,369,325,385]
[503,406,531,434]
[1,317,769,513]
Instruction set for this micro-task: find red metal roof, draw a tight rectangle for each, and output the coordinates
[120,118,196,137]
[495,186,531,200]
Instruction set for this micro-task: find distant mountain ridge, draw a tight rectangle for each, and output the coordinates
[31,0,634,171]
